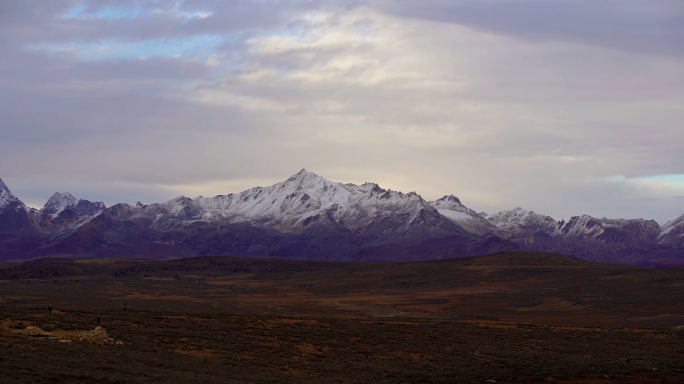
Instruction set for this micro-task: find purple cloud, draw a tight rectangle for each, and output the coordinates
[380,0,684,58]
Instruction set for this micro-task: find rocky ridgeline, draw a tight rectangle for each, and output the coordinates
[0,171,683,266]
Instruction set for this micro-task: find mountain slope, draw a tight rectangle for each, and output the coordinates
[428,195,500,236]
[106,169,465,242]
[0,181,106,248]
[30,170,504,261]
[479,207,674,266]
[42,192,106,217]
[0,177,36,235]
[0,178,23,210]
[0,171,683,266]
[189,169,464,242]
[658,214,684,249]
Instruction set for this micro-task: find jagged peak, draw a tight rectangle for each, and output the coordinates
[491,207,536,217]
[0,177,24,210]
[47,192,77,202]
[42,191,106,216]
[50,191,75,198]
[167,196,192,204]
[0,177,10,193]
[280,170,336,190]
[288,168,315,181]
[42,192,79,214]
[437,194,462,204]
[488,207,558,226]
[280,169,338,191]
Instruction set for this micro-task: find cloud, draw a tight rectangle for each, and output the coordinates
[611,174,684,194]
[379,0,684,58]
[0,0,683,224]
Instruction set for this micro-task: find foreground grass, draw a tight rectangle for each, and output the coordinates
[2,305,684,383]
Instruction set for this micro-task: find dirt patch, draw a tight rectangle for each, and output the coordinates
[79,326,122,345]
[295,343,317,354]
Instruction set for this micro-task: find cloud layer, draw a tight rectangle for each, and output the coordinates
[1,0,683,224]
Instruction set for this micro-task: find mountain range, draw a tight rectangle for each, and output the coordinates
[1,169,683,267]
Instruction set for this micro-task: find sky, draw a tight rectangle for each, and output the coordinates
[1,0,683,224]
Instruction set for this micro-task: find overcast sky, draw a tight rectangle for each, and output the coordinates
[1,0,683,224]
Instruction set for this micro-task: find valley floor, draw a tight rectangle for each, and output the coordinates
[1,252,684,383]
[2,306,684,383]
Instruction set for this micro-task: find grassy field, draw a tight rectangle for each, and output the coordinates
[2,306,684,383]
[1,252,684,383]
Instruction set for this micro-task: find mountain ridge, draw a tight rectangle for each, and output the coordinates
[0,171,682,266]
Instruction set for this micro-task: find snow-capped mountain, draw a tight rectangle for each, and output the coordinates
[31,192,107,246]
[42,192,79,215]
[80,169,466,255]
[42,192,106,217]
[482,207,662,246]
[0,183,106,244]
[478,208,669,265]
[0,177,36,235]
[488,208,559,235]
[0,170,507,261]
[0,177,25,210]
[193,169,356,223]
[429,195,500,236]
[483,207,561,249]
[0,170,683,266]
[185,169,462,242]
[559,215,660,243]
[658,214,684,249]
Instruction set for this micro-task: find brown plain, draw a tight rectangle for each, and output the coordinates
[1,251,684,383]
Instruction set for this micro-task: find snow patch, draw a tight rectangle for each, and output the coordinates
[437,209,474,221]
[0,177,26,210]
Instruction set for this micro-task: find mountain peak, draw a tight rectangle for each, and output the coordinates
[51,192,77,201]
[488,207,558,234]
[430,194,468,211]
[43,192,79,214]
[0,178,9,193]
[438,195,462,204]
[287,169,318,182]
[0,177,24,210]
[42,192,106,216]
